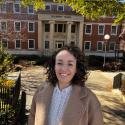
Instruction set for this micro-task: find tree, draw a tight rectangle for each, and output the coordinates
[15,0,125,24]
[0,43,13,84]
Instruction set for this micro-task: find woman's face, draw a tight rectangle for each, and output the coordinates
[55,50,77,87]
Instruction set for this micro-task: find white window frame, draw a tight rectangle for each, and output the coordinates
[0,3,6,13]
[15,39,21,49]
[2,38,8,48]
[85,24,92,34]
[111,25,117,35]
[28,22,35,32]
[98,24,105,35]
[57,5,64,11]
[109,42,115,51]
[28,5,34,14]
[28,39,35,49]
[1,21,7,32]
[14,21,21,32]
[45,4,51,11]
[84,41,91,51]
[13,3,20,13]
[55,40,64,49]
[97,41,103,51]
[55,24,66,32]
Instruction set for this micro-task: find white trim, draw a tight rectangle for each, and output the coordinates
[28,39,35,49]
[98,24,105,35]
[111,25,118,35]
[14,21,21,32]
[45,4,51,11]
[109,42,116,51]
[97,41,103,51]
[85,24,92,35]
[84,41,91,51]
[2,38,8,48]
[15,39,21,49]
[0,3,6,13]
[0,21,7,32]
[27,5,34,14]
[13,3,20,13]
[57,5,64,11]
[28,22,35,32]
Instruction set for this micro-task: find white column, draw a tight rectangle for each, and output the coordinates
[78,21,83,50]
[67,21,73,45]
[38,20,42,55]
[49,20,55,53]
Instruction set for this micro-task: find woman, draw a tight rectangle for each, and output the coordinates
[28,45,104,125]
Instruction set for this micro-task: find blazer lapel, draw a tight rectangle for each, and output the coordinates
[60,85,88,125]
[36,84,54,125]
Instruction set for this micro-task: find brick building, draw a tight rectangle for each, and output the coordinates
[0,0,123,57]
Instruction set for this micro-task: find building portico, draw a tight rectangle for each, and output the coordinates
[38,13,84,55]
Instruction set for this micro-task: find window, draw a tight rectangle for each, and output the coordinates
[111,25,117,35]
[109,42,115,51]
[84,41,91,51]
[97,41,103,51]
[70,41,75,46]
[28,22,35,32]
[45,4,51,11]
[15,39,21,49]
[45,24,50,32]
[57,5,64,11]
[28,39,35,49]
[55,41,64,49]
[98,25,105,35]
[15,22,21,32]
[0,4,6,13]
[45,41,49,49]
[55,24,66,32]
[2,39,8,48]
[1,21,7,32]
[71,25,76,33]
[14,3,20,13]
[28,5,34,14]
[85,24,92,34]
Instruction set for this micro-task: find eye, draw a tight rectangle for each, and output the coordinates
[57,62,63,65]
[68,63,73,66]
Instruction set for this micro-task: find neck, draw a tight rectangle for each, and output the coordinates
[58,83,71,90]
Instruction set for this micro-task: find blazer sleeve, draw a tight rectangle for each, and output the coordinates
[88,94,104,125]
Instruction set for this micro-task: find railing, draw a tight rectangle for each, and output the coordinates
[0,73,21,125]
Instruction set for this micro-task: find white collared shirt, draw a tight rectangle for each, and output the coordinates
[48,85,72,125]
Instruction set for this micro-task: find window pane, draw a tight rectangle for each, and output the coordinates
[58,24,63,32]
[1,22,7,31]
[85,42,90,50]
[15,22,20,31]
[71,25,75,33]
[28,5,34,13]
[99,25,104,34]
[98,42,103,50]
[1,4,6,12]
[111,26,117,34]
[16,39,21,48]
[29,23,34,31]
[45,24,50,32]
[86,25,91,33]
[45,41,49,49]
[2,39,7,48]
[29,40,34,48]
[14,4,20,13]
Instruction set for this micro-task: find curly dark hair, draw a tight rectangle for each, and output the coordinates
[45,45,88,86]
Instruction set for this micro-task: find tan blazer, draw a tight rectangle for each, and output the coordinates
[28,84,104,125]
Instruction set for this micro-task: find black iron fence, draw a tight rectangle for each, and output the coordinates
[0,73,23,125]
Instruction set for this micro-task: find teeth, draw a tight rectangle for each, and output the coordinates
[60,74,67,76]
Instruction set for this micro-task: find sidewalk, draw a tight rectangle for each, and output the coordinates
[21,66,125,125]
[86,70,125,125]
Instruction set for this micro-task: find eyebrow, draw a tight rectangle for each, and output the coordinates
[56,59,75,63]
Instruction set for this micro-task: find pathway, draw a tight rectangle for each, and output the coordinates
[21,66,125,125]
